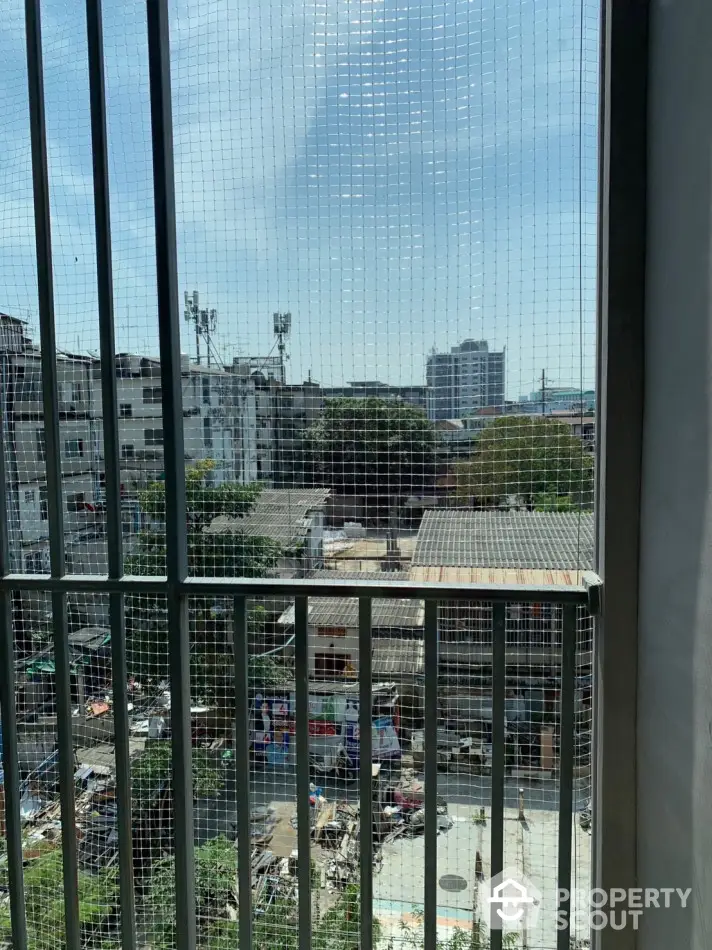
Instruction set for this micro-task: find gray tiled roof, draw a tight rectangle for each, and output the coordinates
[372,639,424,677]
[412,510,594,570]
[204,488,330,545]
[238,510,313,543]
[305,569,410,582]
[279,597,424,628]
[256,489,330,508]
[203,512,307,544]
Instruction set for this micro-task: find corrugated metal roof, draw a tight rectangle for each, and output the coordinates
[257,489,330,508]
[239,511,312,543]
[279,597,424,628]
[204,489,330,545]
[67,627,111,650]
[305,569,410,582]
[372,639,424,676]
[204,511,309,544]
[412,510,594,570]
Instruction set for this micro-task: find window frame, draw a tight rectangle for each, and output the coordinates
[39,486,48,522]
[142,385,163,404]
[66,491,86,513]
[144,428,164,447]
[64,438,85,459]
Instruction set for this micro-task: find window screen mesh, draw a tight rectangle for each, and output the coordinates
[0,0,598,947]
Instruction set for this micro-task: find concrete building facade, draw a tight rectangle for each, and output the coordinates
[426,339,505,420]
[0,316,262,579]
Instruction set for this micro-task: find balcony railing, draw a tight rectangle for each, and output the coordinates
[0,572,601,950]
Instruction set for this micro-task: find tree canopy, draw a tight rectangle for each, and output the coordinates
[126,459,275,577]
[138,458,262,523]
[125,459,282,696]
[307,398,439,496]
[454,415,594,507]
[144,844,374,950]
[0,847,119,950]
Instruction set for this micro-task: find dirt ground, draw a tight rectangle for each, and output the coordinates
[324,536,417,571]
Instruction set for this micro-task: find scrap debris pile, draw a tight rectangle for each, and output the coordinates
[11,766,124,872]
[245,807,299,907]
[309,794,362,889]
[380,772,453,843]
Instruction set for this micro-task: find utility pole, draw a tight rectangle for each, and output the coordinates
[541,368,546,415]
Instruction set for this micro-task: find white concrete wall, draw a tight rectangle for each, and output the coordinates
[17,484,48,543]
[14,419,95,482]
[305,511,325,565]
[16,472,96,542]
[639,1,712,945]
[98,371,257,485]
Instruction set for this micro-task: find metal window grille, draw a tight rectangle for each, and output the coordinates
[0,3,602,950]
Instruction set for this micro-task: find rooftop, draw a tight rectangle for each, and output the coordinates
[256,489,330,509]
[306,569,410,582]
[372,638,424,677]
[204,488,330,546]
[278,595,424,629]
[412,510,594,571]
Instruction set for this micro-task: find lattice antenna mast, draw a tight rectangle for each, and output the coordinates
[273,311,292,384]
[184,290,218,366]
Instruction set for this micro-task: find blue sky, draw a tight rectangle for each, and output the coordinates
[0,0,599,397]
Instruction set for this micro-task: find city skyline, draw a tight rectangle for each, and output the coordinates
[0,0,598,399]
[1,308,594,405]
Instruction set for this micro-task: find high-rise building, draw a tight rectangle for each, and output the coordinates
[426,339,505,420]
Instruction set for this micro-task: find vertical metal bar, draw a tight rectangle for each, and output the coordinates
[593,2,646,939]
[557,604,577,950]
[86,0,122,578]
[52,588,80,947]
[489,602,506,950]
[0,407,27,950]
[25,2,64,574]
[359,598,373,950]
[423,599,438,950]
[25,3,80,947]
[146,2,193,948]
[145,4,187,552]
[108,592,135,950]
[146,0,188,575]
[85,3,136,946]
[233,597,253,950]
[0,593,26,950]
[294,596,312,950]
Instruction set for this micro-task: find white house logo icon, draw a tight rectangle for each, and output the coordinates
[478,868,542,931]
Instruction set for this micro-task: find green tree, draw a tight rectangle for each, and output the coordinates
[138,458,262,522]
[125,459,281,700]
[0,849,119,950]
[144,837,239,950]
[307,398,439,496]
[454,416,594,507]
[144,840,376,950]
[249,652,293,689]
[130,743,225,801]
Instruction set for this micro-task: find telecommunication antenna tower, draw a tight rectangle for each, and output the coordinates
[184,291,218,366]
[273,311,292,384]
